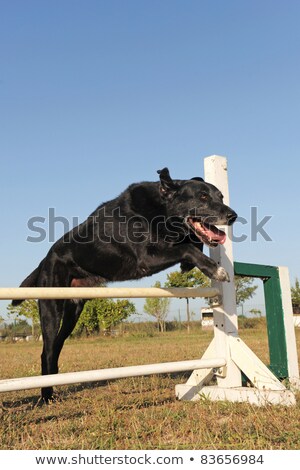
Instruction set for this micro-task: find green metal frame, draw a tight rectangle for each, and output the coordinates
[234,262,288,378]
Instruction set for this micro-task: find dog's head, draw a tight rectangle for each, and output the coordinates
[157,167,237,247]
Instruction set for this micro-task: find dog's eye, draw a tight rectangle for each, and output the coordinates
[200,194,209,201]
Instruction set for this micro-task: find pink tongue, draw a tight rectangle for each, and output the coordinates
[195,222,226,244]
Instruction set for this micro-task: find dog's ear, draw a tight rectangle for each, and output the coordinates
[157,167,178,200]
[191,177,204,182]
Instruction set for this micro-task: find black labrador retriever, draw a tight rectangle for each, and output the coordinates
[13,168,237,401]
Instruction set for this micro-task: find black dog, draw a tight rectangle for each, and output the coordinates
[13,168,237,401]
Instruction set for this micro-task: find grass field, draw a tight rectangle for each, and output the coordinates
[1,326,300,450]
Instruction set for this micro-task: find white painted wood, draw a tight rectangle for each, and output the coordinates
[175,340,218,400]
[180,340,216,386]
[0,358,226,393]
[204,155,241,388]
[0,286,220,300]
[229,336,286,390]
[188,386,296,406]
[176,336,292,403]
[175,372,214,400]
[278,266,300,388]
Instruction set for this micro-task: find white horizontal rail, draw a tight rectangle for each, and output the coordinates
[0,358,226,392]
[0,286,220,300]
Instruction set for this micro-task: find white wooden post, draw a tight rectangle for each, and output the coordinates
[278,266,300,389]
[204,155,241,388]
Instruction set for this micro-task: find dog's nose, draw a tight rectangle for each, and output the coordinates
[227,211,237,225]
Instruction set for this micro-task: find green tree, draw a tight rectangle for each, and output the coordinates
[165,268,210,332]
[249,308,262,318]
[143,281,170,332]
[75,300,99,336]
[235,276,258,315]
[74,298,136,336]
[97,299,136,331]
[291,278,300,308]
[7,300,40,337]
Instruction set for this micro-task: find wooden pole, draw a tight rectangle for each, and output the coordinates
[0,286,220,300]
[0,358,226,393]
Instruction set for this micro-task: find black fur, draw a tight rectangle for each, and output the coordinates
[14,168,237,401]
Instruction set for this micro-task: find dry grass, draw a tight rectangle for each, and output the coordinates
[1,328,300,450]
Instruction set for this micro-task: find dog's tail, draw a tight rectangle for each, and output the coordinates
[12,260,44,306]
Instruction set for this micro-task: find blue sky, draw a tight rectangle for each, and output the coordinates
[1,0,300,320]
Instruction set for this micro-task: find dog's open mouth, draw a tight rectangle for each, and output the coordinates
[187,217,226,247]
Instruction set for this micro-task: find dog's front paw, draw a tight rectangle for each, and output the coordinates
[213,267,230,282]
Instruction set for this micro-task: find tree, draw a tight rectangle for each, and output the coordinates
[234,276,258,315]
[74,298,136,336]
[291,278,300,308]
[165,268,210,332]
[7,300,40,337]
[249,308,262,318]
[74,299,99,336]
[97,299,136,331]
[143,281,170,332]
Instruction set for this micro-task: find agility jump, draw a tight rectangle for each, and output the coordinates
[0,156,298,405]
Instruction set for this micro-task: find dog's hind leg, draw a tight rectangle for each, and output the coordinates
[39,299,65,401]
[39,299,85,401]
[53,299,85,366]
